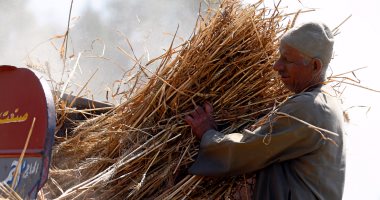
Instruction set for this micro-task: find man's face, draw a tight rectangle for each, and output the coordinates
[273,43,315,93]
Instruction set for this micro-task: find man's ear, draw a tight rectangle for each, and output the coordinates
[312,58,323,73]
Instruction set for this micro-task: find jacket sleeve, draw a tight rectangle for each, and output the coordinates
[188,95,325,176]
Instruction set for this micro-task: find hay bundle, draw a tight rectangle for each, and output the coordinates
[45,0,296,199]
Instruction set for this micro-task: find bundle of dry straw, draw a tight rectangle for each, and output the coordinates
[45,0,297,199]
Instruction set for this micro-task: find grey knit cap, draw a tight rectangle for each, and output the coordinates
[281,22,334,67]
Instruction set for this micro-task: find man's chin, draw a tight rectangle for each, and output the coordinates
[282,83,297,93]
[280,79,290,87]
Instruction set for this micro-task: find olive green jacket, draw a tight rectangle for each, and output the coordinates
[189,86,346,200]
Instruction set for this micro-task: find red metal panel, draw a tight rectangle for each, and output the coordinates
[0,65,56,199]
[0,66,48,154]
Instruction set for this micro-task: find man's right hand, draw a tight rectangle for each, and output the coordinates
[184,102,217,140]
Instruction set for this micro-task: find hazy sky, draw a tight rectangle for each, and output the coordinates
[1,0,204,102]
[1,0,379,199]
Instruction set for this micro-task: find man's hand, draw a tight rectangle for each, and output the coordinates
[184,102,217,139]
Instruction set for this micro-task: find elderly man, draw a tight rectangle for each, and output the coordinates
[185,22,345,199]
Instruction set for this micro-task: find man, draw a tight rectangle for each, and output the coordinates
[184,22,345,199]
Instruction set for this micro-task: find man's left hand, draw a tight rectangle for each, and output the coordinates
[184,102,217,139]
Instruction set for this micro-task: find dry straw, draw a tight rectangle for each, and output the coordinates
[0,183,22,200]
[44,0,298,199]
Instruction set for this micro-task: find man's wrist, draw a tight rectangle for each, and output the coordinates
[200,129,223,147]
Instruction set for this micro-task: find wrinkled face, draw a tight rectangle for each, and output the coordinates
[273,43,317,93]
